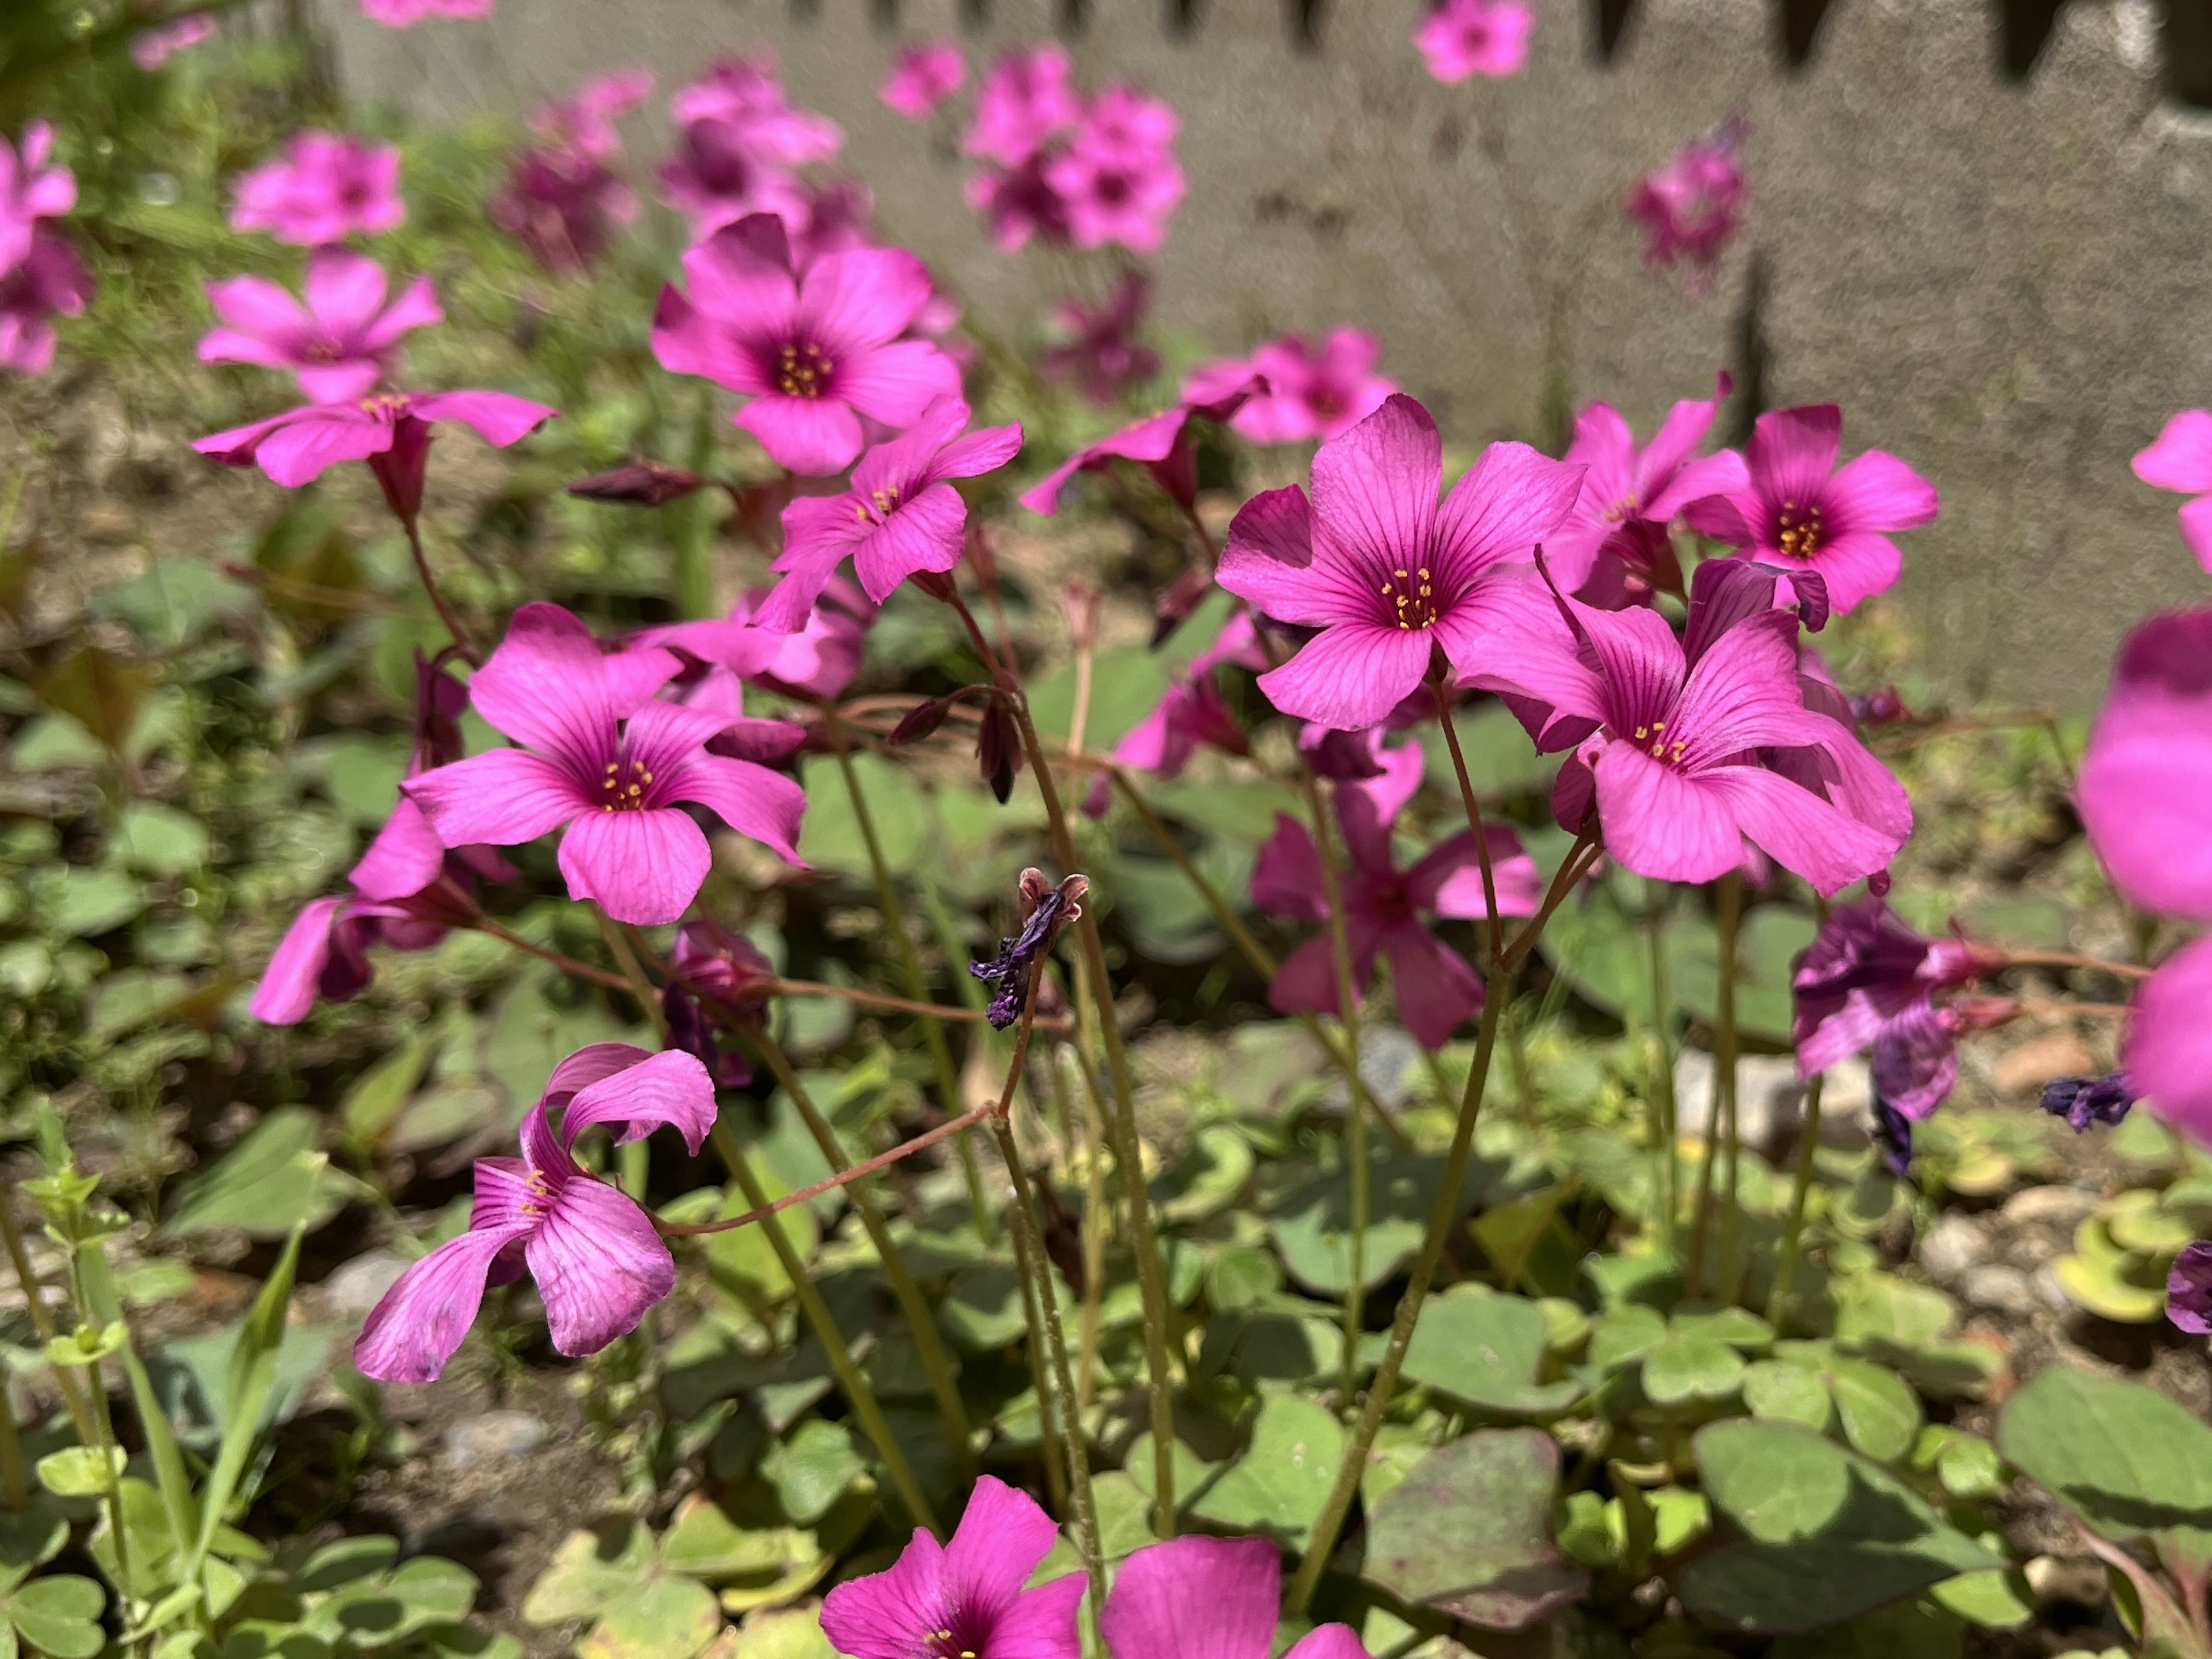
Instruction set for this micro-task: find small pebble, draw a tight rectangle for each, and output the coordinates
[2024,1554,2109,1608]
[2033,1264,2074,1312]
[1919,1215,1988,1282]
[323,1251,409,1320]
[2002,1185,2099,1228]
[445,1410,548,1468]
[1960,1263,2040,1317]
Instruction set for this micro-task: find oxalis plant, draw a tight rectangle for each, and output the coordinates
[3,7,2212,1659]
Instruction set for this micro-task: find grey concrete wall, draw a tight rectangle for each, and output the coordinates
[317,0,2212,707]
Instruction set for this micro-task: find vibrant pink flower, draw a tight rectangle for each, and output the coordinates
[2131,410,2212,574]
[194,388,556,529]
[230,131,404,246]
[1549,373,1744,598]
[1681,404,1937,614]
[658,55,841,240]
[130,12,217,71]
[757,397,1021,631]
[1464,564,1910,896]
[1414,0,1535,81]
[635,578,877,702]
[652,214,961,475]
[880,43,967,120]
[493,149,638,274]
[400,603,805,926]
[1187,328,1396,446]
[1627,118,1749,297]
[1103,1535,1373,1659]
[1045,89,1184,254]
[1022,378,1264,518]
[198,247,440,403]
[359,0,493,24]
[1082,612,1266,815]
[1251,740,1537,1048]
[355,1044,715,1380]
[0,123,76,277]
[964,46,1081,168]
[531,68,654,162]
[1041,273,1160,406]
[0,229,92,376]
[1213,394,1581,730]
[823,1476,1082,1659]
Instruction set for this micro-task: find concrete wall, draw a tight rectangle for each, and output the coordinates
[317,0,2212,707]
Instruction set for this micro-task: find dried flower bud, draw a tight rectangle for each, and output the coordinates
[891,696,957,745]
[567,460,707,506]
[1151,565,1213,648]
[2040,1070,2136,1132]
[1849,685,1912,728]
[978,695,1022,804]
[971,869,1089,1028]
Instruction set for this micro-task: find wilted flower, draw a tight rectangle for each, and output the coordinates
[0,123,75,276]
[229,131,405,245]
[1791,899,2006,1091]
[1040,273,1160,406]
[1626,118,1749,296]
[531,67,654,161]
[2131,410,2212,574]
[198,247,441,402]
[1549,373,1742,601]
[493,148,638,274]
[658,54,842,239]
[1414,0,1535,81]
[1872,1098,1915,1178]
[0,230,92,376]
[1103,1535,1374,1659]
[1021,377,1263,517]
[1216,393,1581,730]
[360,0,493,22]
[972,870,1088,1028]
[1185,328,1396,446]
[130,13,217,71]
[2040,1071,2137,1132]
[661,920,777,1089]
[2167,1242,2212,1335]
[880,43,967,120]
[355,1046,716,1380]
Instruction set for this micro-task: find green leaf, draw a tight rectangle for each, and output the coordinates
[937,1266,1033,1352]
[579,1575,722,1659]
[1642,1333,1746,1407]
[1187,1395,1343,1549]
[1927,1570,2035,1630]
[7,1574,107,1659]
[48,866,146,937]
[1828,1360,1922,1465]
[1588,1304,1669,1372]
[1681,1420,2003,1634]
[340,1035,434,1143]
[797,753,929,877]
[1206,1245,1282,1312]
[1361,1429,1588,1630]
[1401,1292,1585,1415]
[1995,1365,2212,1584]
[761,1422,862,1526]
[525,1521,656,1624]
[1743,1362,1835,1431]
[721,1605,835,1659]
[36,1447,124,1498]
[1271,1153,1466,1296]
[164,1110,359,1238]
[1768,1599,1964,1659]
[658,1499,817,1588]
[115,804,209,876]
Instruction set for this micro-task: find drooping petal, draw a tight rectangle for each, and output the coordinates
[1412,825,1543,918]
[349,796,449,902]
[2123,934,2212,1146]
[403,749,585,848]
[1591,743,1744,885]
[354,1223,537,1382]
[1869,997,1958,1120]
[544,1042,658,1104]
[253,410,396,486]
[410,391,561,448]
[941,1475,1067,1628]
[1253,623,1433,731]
[1251,813,1330,921]
[556,806,713,925]
[1699,764,1903,896]
[660,752,806,865]
[525,1175,675,1355]
[560,1047,718,1153]
[248,896,345,1024]
[1101,1535,1282,1659]
[1380,923,1484,1049]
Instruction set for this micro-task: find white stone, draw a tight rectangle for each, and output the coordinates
[323,1251,408,1320]
[1919,1215,1988,1283]
[445,1410,549,1468]
[1960,1264,2040,1317]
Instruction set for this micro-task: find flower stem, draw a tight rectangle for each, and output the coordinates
[1433,683,1504,967]
[472,916,634,994]
[1767,1072,1824,1330]
[0,1181,95,1445]
[1643,882,1680,1257]
[661,1105,994,1236]
[1063,960,1114,1410]
[1300,772,1369,1408]
[708,1120,941,1536]
[2001,950,2152,980]
[402,520,482,668]
[743,1023,977,1482]
[1715,872,1746,1302]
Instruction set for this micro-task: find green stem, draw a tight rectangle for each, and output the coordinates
[0,1380,25,1510]
[1643,885,1680,1256]
[402,520,482,668]
[0,1183,96,1444]
[1714,873,1745,1302]
[1433,683,1505,965]
[1063,964,1113,1411]
[1767,1073,1824,1330]
[66,1255,132,1596]
[743,1025,978,1482]
[1301,774,1368,1407]
[709,1122,941,1536]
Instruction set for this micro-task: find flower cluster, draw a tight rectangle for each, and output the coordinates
[0,123,91,376]
[1185,327,1397,445]
[130,11,217,70]
[658,53,844,243]
[230,131,404,245]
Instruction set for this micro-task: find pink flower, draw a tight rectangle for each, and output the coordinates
[229,132,404,246]
[1081,612,1267,815]
[1627,118,1749,297]
[822,1476,1082,1659]
[355,1044,716,1380]
[2131,410,2212,574]
[0,230,92,376]
[1103,1535,1373,1659]
[964,46,1081,167]
[1213,393,1582,730]
[880,43,966,120]
[1044,88,1184,254]
[400,603,805,926]
[1681,404,1938,614]
[1548,373,1745,597]
[1414,0,1535,81]
[658,55,842,240]
[635,578,877,701]
[493,149,638,274]
[130,13,217,71]
[531,68,654,162]
[1040,273,1160,406]
[198,247,441,402]
[1021,377,1264,517]
[963,157,1073,252]
[359,0,493,25]
[1253,739,1539,1048]
[1465,565,1910,896]
[757,396,1021,631]
[194,388,557,529]
[0,123,76,276]
[651,214,961,475]
[1187,328,1396,446]
[2077,607,2212,1143]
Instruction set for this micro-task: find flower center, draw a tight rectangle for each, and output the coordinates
[518,1168,555,1218]
[1381,565,1438,630]
[777,340,834,399]
[599,755,659,811]
[1775,497,1824,560]
[359,392,414,418]
[853,483,902,527]
[1603,494,1638,523]
[1631,719,1688,766]
[924,1627,980,1659]
[305,336,346,363]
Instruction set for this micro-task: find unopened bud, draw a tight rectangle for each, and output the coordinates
[567,460,707,506]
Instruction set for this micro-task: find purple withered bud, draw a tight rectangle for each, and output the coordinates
[412,647,469,770]
[971,869,1089,1029]
[1872,1097,1915,1179]
[1849,685,1912,727]
[2168,1241,2212,1335]
[2039,1070,2137,1132]
[567,460,709,506]
[662,982,754,1089]
[890,695,957,745]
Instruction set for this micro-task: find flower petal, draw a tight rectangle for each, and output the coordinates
[836,339,965,429]
[410,391,560,448]
[801,246,933,351]
[467,602,618,765]
[1827,449,1938,535]
[355,1160,539,1382]
[404,749,584,848]
[349,796,448,901]
[525,1175,674,1356]
[2133,410,2212,494]
[1430,440,1584,588]
[662,753,806,865]
[2125,935,2212,1146]
[303,246,389,337]
[556,806,713,925]
[853,483,968,603]
[1592,743,1743,885]
[1309,394,1441,588]
[1254,623,1433,731]
[1282,1627,1372,1659]
[254,410,394,486]
[1101,1535,1282,1659]
[942,1475,1066,1626]
[1698,764,1904,896]
[248,896,344,1024]
[739,394,866,475]
[1747,404,1842,505]
[822,1531,950,1659]
[1251,813,1328,921]
[1380,923,1483,1050]
[561,1047,718,1154]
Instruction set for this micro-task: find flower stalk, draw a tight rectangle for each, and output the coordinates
[1299,771,1369,1405]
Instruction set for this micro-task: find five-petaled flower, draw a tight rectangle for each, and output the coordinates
[1043,87,1185,255]
[1185,327,1397,446]
[354,1044,717,1380]
[1414,0,1535,82]
[880,43,967,120]
[401,603,806,927]
[1626,118,1750,297]
[1041,272,1160,406]
[658,54,842,240]
[1550,373,1743,602]
[1215,393,1584,730]
[0,123,77,276]
[199,247,442,403]
[229,131,405,245]
[531,68,654,161]
[1103,1534,1375,1659]
[0,228,91,376]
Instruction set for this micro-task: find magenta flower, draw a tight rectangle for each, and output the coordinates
[493,149,639,274]
[400,603,805,926]
[880,43,967,120]
[1213,393,1581,730]
[964,46,1081,168]
[1040,273,1160,406]
[1103,1535,1372,1659]
[652,214,961,476]
[1627,118,1749,297]
[1414,0,1535,81]
[963,156,1073,252]
[359,0,493,24]
[130,13,217,70]
[229,131,404,246]
[658,55,841,239]
[0,123,75,278]
[194,388,556,530]
[1680,404,1937,614]
[1187,328,1396,446]
[1549,373,1744,598]
[0,230,92,377]
[2131,410,2212,574]
[2077,606,2212,1143]
[2169,1242,2212,1335]
[1045,88,1184,254]
[756,396,1021,632]
[1021,378,1263,518]
[355,1044,715,1380]
[1082,612,1267,815]
[1466,565,1911,896]
[531,67,654,162]
[1252,740,1537,1048]
[635,578,876,701]
[198,247,440,403]
[822,1475,1082,1659]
